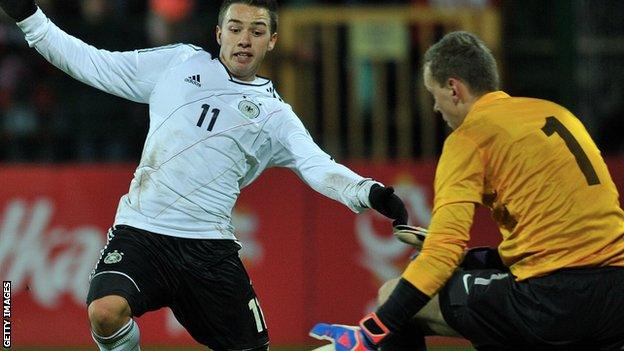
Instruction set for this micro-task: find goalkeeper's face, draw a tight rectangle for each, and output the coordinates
[217,4,278,82]
[424,65,466,130]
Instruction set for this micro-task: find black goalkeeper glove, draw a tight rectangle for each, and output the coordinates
[0,0,37,22]
[368,184,408,226]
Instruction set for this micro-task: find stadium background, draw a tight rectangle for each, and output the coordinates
[1,0,623,350]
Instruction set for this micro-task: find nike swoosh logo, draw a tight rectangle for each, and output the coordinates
[462,273,472,294]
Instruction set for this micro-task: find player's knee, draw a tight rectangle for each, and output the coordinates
[88,295,132,336]
[415,295,460,337]
[377,277,400,305]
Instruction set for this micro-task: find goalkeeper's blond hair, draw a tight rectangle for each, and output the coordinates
[423,31,499,96]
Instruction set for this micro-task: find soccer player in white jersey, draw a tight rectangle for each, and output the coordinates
[0,1,411,350]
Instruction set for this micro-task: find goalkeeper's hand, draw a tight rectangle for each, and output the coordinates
[368,184,408,226]
[310,324,374,351]
[393,225,427,249]
[310,314,391,351]
[0,0,37,22]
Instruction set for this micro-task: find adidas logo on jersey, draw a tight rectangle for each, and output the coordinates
[185,74,201,87]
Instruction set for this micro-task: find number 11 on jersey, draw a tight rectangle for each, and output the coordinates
[197,104,220,131]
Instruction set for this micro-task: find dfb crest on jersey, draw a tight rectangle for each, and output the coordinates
[104,250,124,264]
[238,100,260,119]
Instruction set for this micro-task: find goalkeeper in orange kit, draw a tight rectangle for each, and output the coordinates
[311,31,624,351]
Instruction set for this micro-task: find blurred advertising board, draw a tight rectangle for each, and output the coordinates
[1,159,622,347]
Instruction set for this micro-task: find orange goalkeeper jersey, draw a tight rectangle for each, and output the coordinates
[403,91,624,296]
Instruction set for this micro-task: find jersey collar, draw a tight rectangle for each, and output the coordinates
[216,57,272,87]
[460,91,510,127]
[470,91,510,113]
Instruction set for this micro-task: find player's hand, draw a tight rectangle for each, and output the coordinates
[393,225,427,249]
[310,314,390,351]
[368,184,408,226]
[309,323,375,351]
[0,0,37,22]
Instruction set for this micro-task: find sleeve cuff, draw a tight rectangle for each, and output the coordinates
[357,179,382,209]
[17,7,49,47]
[375,278,430,333]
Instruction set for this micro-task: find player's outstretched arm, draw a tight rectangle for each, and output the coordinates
[0,0,37,22]
[9,3,199,104]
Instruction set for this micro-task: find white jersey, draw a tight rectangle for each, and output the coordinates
[18,9,379,240]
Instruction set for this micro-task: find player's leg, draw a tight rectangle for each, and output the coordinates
[437,268,540,350]
[88,295,132,336]
[169,239,269,351]
[86,226,178,351]
[556,267,624,351]
[376,277,399,305]
[87,290,140,350]
[376,246,511,346]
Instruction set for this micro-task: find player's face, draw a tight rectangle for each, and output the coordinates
[216,4,277,82]
[424,65,465,130]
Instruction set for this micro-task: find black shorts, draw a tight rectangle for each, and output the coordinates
[439,266,624,350]
[87,225,269,350]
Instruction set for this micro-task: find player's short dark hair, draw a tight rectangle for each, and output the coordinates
[218,0,279,34]
[423,31,499,95]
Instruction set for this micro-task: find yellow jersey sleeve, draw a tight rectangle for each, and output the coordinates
[402,133,482,296]
[402,202,473,296]
[433,132,485,210]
